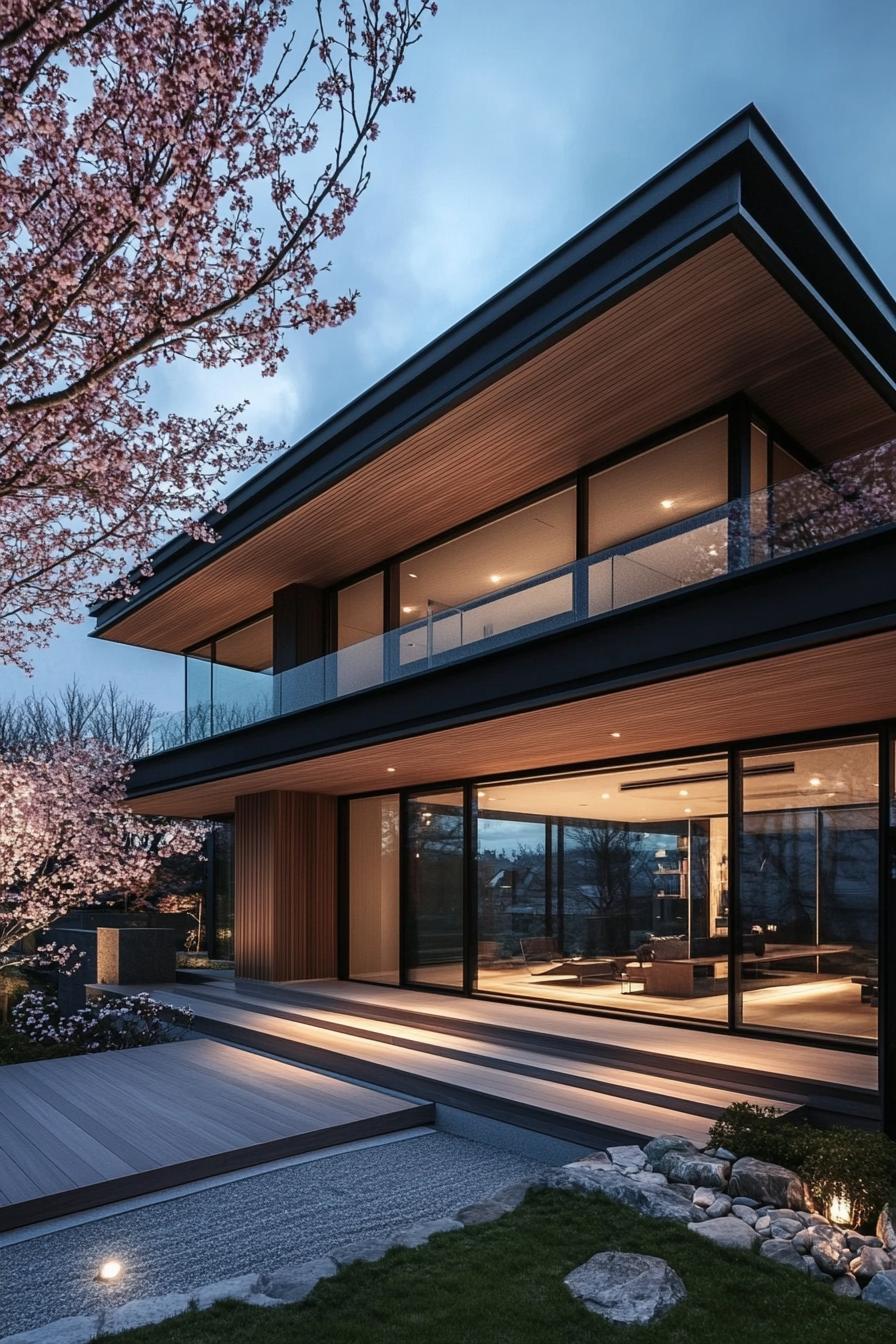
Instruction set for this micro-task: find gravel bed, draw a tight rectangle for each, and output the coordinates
[1,1131,548,1336]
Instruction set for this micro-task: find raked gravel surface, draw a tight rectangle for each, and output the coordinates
[0,1131,548,1337]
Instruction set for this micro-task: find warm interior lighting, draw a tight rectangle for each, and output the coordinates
[809,776,821,787]
[489,574,502,584]
[679,789,689,797]
[660,498,675,509]
[407,572,418,579]
[401,605,417,614]
[97,1260,122,1283]
[386,766,396,773]
[683,806,692,814]
[610,731,621,738]
[601,791,611,800]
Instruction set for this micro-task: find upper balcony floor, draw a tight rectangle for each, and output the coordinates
[137,397,896,757]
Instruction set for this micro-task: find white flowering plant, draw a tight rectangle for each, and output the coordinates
[11,989,193,1054]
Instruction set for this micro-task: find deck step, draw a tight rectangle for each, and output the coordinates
[238,979,879,1122]
[186,982,801,1122]
[109,983,803,1150]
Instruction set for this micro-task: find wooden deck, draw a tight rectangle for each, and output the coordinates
[102,977,878,1158]
[0,1038,433,1232]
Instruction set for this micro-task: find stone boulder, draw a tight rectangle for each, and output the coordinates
[689,1216,758,1251]
[643,1135,697,1167]
[661,1151,730,1189]
[455,1200,507,1226]
[390,1218,464,1248]
[256,1259,338,1303]
[564,1252,686,1325]
[192,1274,260,1308]
[832,1273,862,1298]
[552,1163,702,1225]
[727,1157,807,1211]
[760,1239,808,1272]
[878,1206,896,1253]
[706,1196,733,1219]
[863,1269,896,1311]
[850,1246,893,1283]
[607,1144,648,1171]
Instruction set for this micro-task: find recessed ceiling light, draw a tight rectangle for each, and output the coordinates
[660,498,675,509]
[808,776,821,787]
[407,572,418,579]
[401,605,416,614]
[601,791,610,800]
[386,766,396,773]
[489,574,502,584]
[478,790,485,797]
[679,789,689,797]
[610,731,621,739]
[683,807,692,814]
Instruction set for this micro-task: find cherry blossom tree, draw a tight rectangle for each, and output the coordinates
[0,0,436,666]
[0,738,205,969]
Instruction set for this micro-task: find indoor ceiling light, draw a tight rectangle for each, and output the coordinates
[809,776,821,787]
[610,731,621,738]
[679,789,689,797]
[684,807,692,814]
[660,498,675,509]
[489,574,502,584]
[386,766,396,773]
[401,605,416,614]
[407,572,418,579]
[601,791,611,800]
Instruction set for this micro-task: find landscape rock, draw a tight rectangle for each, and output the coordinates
[732,1197,760,1209]
[390,1218,464,1247]
[770,1218,803,1240]
[714,1147,737,1162]
[662,1151,730,1189]
[333,1240,392,1265]
[564,1252,686,1325]
[192,1274,260,1308]
[1,1316,99,1344]
[692,1187,718,1210]
[607,1144,648,1170]
[256,1259,338,1303]
[728,1157,807,1211]
[551,1164,702,1224]
[670,1182,696,1200]
[489,1181,539,1211]
[629,1171,668,1187]
[643,1135,696,1167]
[755,1216,771,1234]
[102,1294,192,1332]
[732,1205,758,1227]
[242,1293,282,1308]
[849,1246,893,1283]
[863,1270,896,1311]
[832,1273,862,1298]
[454,1200,507,1226]
[877,1207,896,1253]
[811,1241,850,1277]
[706,1196,733,1219]
[802,1256,832,1282]
[689,1216,758,1251]
[760,1239,809,1272]
[847,1233,883,1252]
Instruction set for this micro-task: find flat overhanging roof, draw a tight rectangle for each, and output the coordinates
[126,628,896,815]
[92,105,896,654]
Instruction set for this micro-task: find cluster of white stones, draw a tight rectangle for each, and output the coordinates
[554,1135,896,1311]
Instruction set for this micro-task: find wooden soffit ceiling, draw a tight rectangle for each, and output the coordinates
[128,630,896,815]
[107,234,896,654]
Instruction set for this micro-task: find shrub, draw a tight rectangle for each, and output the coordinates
[11,989,192,1054]
[709,1102,896,1228]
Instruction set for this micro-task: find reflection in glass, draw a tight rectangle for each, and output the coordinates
[406,790,465,988]
[336,573,384,695]
[473,759,728,1022]
[211,818,235,960]
[738,739,878,1042]
[185,645,213,742]
[348,795,399,984]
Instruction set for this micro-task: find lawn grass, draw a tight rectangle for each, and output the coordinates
[107,1187,893,1344]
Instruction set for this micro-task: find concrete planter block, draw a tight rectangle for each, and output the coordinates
[96,926,178,985]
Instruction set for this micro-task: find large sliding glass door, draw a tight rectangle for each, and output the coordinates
[343,731,883,1047]
[405,790,465,989]
[737,738,879,1042]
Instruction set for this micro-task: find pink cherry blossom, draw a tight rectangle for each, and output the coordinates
[0,738,206,968]
[0,0,436,667]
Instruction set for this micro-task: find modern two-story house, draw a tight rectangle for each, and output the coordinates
[90,108,896,1132]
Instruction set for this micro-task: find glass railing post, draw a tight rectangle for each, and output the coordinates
[572,558,589,621]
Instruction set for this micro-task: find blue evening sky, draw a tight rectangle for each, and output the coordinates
[3,0,895,712]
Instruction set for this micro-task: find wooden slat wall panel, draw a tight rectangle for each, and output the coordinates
[136,630,896,817]
[235,791,337,981]
[103,237,896,653]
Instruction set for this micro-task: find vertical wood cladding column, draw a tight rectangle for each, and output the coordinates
[234,791,337,981]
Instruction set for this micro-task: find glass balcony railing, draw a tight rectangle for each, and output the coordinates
[141,438,896,756]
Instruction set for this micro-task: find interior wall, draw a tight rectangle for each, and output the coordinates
[348,794,400,983]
